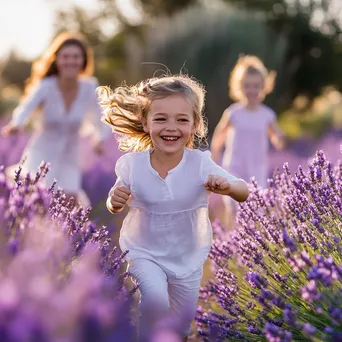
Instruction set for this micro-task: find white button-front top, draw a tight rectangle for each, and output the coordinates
[9,75,109,193]
[112,148,237,278]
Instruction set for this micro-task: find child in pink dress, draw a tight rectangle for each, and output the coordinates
[211,55,284,189]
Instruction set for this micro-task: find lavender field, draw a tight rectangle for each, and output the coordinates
[198,150,342,341]
[2,128,341,212]
[1,0,342,338]
[0,126,341,341]
[0,130,123,224]
[268,130,342,176]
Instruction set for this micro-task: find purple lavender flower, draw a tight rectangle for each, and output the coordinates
[303,323,316,335]
[0,162,135,341]
[196,149,342,341]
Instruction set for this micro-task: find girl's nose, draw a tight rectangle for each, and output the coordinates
[166,121,177,131]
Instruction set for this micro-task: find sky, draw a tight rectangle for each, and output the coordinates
[0,0,140,59]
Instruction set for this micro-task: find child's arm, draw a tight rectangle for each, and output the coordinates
[204,175,249,202]
[107,153,132,214]
[211,109,232,162]
[200,150,249,202]
[268,121,285,150]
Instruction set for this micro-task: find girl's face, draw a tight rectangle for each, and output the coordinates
[143,94,196,156]
[55,44,85,79]
[241,72,264,106]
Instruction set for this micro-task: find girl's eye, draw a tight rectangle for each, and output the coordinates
[178,119,189,122]
[154,118,166,122]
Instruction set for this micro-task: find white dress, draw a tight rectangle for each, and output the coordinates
[8,75,109,199]
[112,148,237,278]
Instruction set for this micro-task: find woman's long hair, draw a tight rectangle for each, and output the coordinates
[24,32,94,96]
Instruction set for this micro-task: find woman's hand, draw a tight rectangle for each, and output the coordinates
[1,123,22,136]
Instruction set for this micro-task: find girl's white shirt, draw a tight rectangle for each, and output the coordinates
[111,148,237,278]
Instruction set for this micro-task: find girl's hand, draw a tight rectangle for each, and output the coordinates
[1,123,22,136]
[204,174,231,195]
[107,186,131,213]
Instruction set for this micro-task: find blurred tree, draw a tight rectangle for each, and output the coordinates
[53,6,106,47]
[1,51,31,89]
[220,0,342,34]
[133,0,198,17]
[51,0,201,87]
[221,0,342,107]
[53,3,147,87]
[140,5,288,133]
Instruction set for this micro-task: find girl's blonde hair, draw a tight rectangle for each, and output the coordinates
[25,32,94,96]
[229,55,276,102]
[97,74,208,152]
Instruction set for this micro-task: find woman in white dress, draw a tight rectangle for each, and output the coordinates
[1,32,109,206]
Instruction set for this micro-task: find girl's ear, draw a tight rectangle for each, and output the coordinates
[192,119,199,134]
[142,117,149,133]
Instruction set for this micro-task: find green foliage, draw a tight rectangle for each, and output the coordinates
[133,0,198,17]
[97,24,148,86]
[53,6,106,46]
[53,3,148,88]
[221,0,342,37]
[1,52,31,89]
[141,5,287,132]
[279,111,333,140]
[221,0,342,103]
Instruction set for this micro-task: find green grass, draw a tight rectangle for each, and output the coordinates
[278,110,333,141]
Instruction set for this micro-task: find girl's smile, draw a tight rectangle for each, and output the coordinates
[143,94,196,155]
[56,45,84,79]
[160,135,181,145]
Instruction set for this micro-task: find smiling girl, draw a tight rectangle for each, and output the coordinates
[211,55,284,190]
[97,74,249,341]
[1,32,108,206]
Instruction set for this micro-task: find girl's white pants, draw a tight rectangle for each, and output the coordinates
[128,258,203,341]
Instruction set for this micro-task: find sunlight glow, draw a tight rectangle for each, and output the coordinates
[0,0,140,59]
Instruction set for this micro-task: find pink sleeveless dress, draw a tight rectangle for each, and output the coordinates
[222,103,276,188]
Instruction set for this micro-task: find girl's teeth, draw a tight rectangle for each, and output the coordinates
[162,137,178,141]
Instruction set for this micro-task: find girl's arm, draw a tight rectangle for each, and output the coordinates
[228,179,249,202]
[107,186,131,214]
[205,175,249,202]
[211,109,232,162]
[268,121,285,150]
[2,80,47,135]
[201,150,249,202]
[107,153,132,214]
